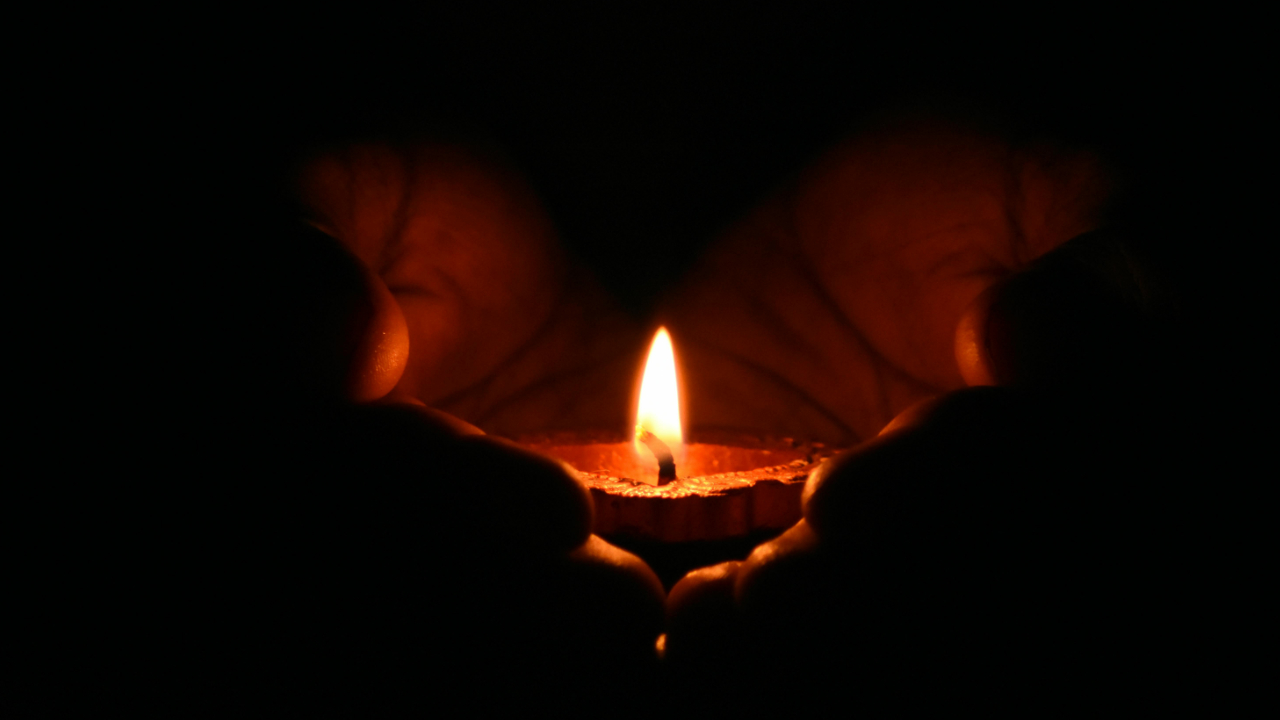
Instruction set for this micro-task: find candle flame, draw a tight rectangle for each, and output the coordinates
[634,327,683,462]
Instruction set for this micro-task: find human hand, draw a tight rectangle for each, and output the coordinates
[659,120,1191,709]
[660,117,1114,444]
[295,142,647,435]
[223,169,667,709]
[264,398,666,711]
[663,385,1189,710]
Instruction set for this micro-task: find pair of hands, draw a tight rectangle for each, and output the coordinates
[273,119,1155,707]
[296,121,1111,441]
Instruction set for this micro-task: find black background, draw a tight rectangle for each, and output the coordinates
[197,6,1256,319]
[58,7,1261,709]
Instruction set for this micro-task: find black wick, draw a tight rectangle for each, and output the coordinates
[636,426,677,485]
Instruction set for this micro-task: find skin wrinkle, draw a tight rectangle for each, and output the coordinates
[374,207,418,283]
[388,271,466,395]
[1000,148,1032,270]
[379,147,417,278]
[464,353,623,430]
[795,239,895,376]
[802,138,1080,395]
[396,264,467,310]
[340,146,406,271]
[787,199,950,433]
[432,280,580,420]
[738,274,820,374]
[691,340,856,441]
[914,223,1009,277]
[384,285,442,301]
[689,285,833,426]
[709,205,843,372]
[780,197,880,356]
[336,154,363,262]
[671,181,958,441]
[453,347,632,433]
[397,154,559,404]
[381,227,464,305]
[298,125,1115,448]
[426,260,642,432]
[792,256,904,430]
[1017,147,1109,266]
[798,189,967,389]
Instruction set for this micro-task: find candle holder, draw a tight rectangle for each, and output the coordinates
[518,429,838,587]
[511,326,842,586]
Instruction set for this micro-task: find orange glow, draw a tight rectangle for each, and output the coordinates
[634,327,684,471]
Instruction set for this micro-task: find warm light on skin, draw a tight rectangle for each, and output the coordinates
[635,327,684,460]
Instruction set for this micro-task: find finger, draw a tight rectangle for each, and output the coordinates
[273,221,409,403]
[661,121,1111,444]
[298,143,567,407]
[802,387,1039,556]
[728,521,858,708]
[441,534,664,708]
[733,520,830,643]
[955,229,1168,392]
[662,561,748,709]
[273,401,490,548]
[277,402,591,557]
[748,398,1052,705]
[373,392,485,435]
[561,534,666,642]
[664,560,743,666]
[799,386,1105,663]
[293,405,592,556]
[344,261,409,403]
[449,435,594,555]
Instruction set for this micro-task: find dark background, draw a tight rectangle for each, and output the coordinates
[65,8,1259,708]
[171,3,1259,599]
[200,6,1256,320]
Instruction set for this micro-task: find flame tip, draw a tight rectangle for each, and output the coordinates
[635,325,683,458]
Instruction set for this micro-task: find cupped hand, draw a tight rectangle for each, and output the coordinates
[661,117,1113,444]
[234,394,666,710]
[283,124,1179,710]
[659,120,1193,709]
[663,386,1182,711]
[297,142,646,435]
[240,193,665,708]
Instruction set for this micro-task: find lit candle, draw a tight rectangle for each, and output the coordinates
[519,328,838,544]
[633,327,682,485]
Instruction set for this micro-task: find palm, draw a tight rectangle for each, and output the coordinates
[300,125,1110,444]
[299,143,646,436]
[662,122,1111,444]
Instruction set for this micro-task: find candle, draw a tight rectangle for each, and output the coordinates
[519,328,838,546]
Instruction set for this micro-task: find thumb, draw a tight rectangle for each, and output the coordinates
[955,228,1170,391]
[272,221,410,403]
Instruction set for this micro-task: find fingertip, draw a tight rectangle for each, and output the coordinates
[803,387,1031,553]
[346,265,409,403]
[419,406,484,436]
[570,534,667,607]
[733,520,822,607]
[275,221,409,405]
[801,426,936,549]
[955,282,1001,387]
[456,436,595,553]
[667,560,741,622]
[963,229,1158,391]
[521,534,665,684]
[664,561,743,671]
[375,394,485,436]
[331,402,487,475]
[877,393,944,436]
